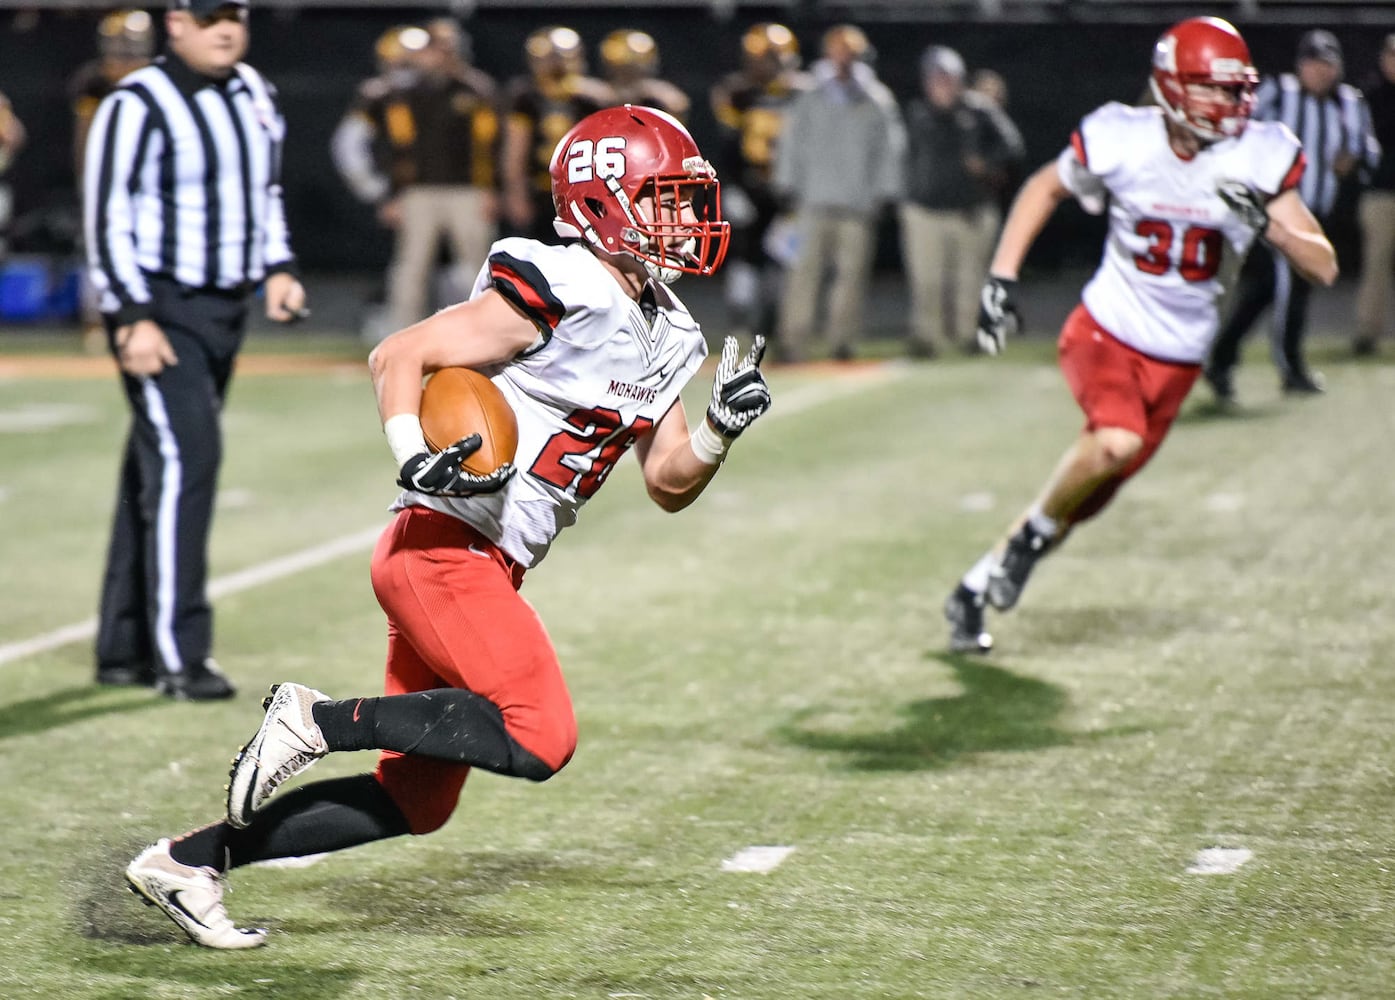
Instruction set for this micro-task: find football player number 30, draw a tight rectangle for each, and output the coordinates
[567,137,628,183]
[1134,220,1224,282]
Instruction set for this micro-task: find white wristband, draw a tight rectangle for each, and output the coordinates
[690,419,734,466]
[384,413,428,466]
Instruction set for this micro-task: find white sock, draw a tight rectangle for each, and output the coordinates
[1027,505,1059,540]
[961,552,998,593]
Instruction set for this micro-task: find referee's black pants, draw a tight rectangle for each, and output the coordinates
[1208,239,1317,384]
[96,277,248,680]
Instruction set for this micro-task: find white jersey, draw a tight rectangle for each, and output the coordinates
[397,239,708,568]
[1057,102,1303,363]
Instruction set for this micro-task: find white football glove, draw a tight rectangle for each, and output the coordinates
[398,434,515,497]
[975,275,1020,356]
[1217,180,1269,237]
[706,334,772,438]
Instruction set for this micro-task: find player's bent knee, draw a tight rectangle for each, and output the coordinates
[508,723,576,782]
[1092,427,1144,470]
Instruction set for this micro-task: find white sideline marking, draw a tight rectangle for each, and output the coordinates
[721,845,795,873]
[0,525,385,667]
[0,362,905,670]
[1186,847,1253,874]
[0,403,101,432]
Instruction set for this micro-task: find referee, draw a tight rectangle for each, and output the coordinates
[1206,30,1379,401]
[83,0,306,700]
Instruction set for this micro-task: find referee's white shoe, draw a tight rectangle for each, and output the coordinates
[126,840,267,949]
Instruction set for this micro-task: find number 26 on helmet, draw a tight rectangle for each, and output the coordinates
[549,105,730,284]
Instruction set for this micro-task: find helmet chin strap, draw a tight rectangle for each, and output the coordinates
[1150,77,1222,143]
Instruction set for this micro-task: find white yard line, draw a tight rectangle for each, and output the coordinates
[0,526,386,667]
[721,845,796,873]
[1186,847,1253,874]
[0,364,908,669]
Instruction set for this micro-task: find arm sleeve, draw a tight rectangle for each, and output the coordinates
[488,249,567,341]
[875,93,907,202]
[263,97,297,276]
[331,109,390,205]
[83,90,154,326]
[1055,124,1107,216]
[771,94,806,199]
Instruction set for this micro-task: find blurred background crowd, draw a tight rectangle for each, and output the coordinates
[0,1,1391,360]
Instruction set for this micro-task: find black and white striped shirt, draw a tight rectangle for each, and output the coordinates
[83,52,295,326]
[1254,73,1380,218]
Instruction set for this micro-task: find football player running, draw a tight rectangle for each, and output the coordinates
[944,18,1337,654]
[125,105,771,948]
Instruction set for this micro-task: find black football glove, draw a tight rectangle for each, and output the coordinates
[1217,180,1269,237]
[397,434,516,497]
[706,334,772,438]
[976,275,1020,356]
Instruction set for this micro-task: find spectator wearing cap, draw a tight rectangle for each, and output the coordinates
[1207,29,1379,399]
[1355,34,1395,356]
[82,0,306,699]
[898,46,1024,357]
[772,24,905,362]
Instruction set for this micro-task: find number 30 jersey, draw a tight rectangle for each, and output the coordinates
[398,238,709,568]
[1058,102,1303,363]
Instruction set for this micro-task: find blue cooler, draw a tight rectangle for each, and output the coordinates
[0,258,51,322]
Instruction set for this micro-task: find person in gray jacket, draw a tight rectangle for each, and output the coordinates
[772,24,904,362]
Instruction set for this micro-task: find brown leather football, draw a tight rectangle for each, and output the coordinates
[418,368,520,476]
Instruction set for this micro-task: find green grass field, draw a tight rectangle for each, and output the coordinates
[2,331,1394,999]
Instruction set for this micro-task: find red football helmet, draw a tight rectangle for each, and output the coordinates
[550,105,729,283]
[1150,17,1259,141]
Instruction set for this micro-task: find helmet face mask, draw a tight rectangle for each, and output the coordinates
[550,106,730,284]
[1150,17,1258,141]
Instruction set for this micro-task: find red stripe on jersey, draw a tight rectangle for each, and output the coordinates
[1070,129,1088,169]
[1279,149,1305,194]
[488,255,565,331]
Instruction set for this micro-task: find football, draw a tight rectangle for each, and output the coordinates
[418,367,519,476]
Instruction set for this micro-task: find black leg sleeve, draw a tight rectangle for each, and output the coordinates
[313,688,556,782]
[169,774,410,872]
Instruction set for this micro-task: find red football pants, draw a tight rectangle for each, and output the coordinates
[368,506,577,834]
[1057,305,1201,523]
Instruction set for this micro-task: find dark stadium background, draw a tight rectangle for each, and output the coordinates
[0,5,1377,279]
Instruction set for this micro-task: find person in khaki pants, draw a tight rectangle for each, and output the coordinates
[378,20,501,335]
[1355,35,1395,356]
[772,25,904,362]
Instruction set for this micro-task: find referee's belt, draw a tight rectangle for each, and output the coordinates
[146,273,256,299]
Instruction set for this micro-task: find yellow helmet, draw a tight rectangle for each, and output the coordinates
[98,9,154,62]
[375,25,430,71]
[526,25,585,78]
[600,29,659,77]
[741,22,799,72]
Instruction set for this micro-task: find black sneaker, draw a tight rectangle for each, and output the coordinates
[157,659,236,701]
[986,523,1050,611]
[96,662,157,687]
[1281,370,1325,395]
[944,584,993,654]
[1203,365,1235,405]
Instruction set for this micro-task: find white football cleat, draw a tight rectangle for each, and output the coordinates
[226,682,331,829]
[126,839,266,949]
